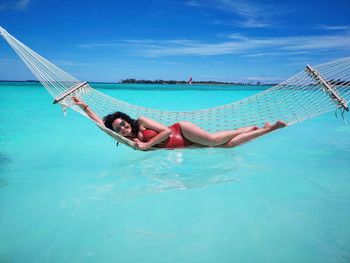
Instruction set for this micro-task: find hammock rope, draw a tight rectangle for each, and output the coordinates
[1,26,349,148]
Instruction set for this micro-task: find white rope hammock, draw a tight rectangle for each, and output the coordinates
[1,26,349,149]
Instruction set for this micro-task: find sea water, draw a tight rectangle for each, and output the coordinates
[0,82,350,263]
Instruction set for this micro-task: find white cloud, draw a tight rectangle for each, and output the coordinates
[242,52,283,58]
[0,0,30,11]
[234,18,270,28]
[54,60,92,67]
[185,0,292,28]
[78,43,120,49]
[219,0,262,17]
[105,33,350,58]
[16,0,29,10]
[184,0,201,7]
[317,24,350,31]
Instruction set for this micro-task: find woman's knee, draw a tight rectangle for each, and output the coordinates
[226,139,240,147]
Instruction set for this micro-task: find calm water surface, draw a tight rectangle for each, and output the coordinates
[0,82,350,263]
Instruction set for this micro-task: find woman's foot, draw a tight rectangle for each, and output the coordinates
[271,120,287,130]
[264,122,273,129]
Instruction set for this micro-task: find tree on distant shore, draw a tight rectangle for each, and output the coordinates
[119,78,272,85]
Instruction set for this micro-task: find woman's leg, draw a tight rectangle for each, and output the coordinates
[221,121,287,148]
[179,121,259,147]
[235,126,259,133]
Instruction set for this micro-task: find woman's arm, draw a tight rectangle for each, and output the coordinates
[137,117,171,149]
[72,97,104,126]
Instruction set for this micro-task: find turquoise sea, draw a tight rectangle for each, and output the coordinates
[1,82,350,263]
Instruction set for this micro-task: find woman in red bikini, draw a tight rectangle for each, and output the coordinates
[73,97,286,150]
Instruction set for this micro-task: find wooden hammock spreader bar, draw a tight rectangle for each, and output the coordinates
[53,81,87,104]
[305,64,349,111]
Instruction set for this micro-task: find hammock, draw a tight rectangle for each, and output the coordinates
[1,26,349,149]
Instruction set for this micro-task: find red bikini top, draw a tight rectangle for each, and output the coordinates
[142,129,158,141]
[141,124,193,149]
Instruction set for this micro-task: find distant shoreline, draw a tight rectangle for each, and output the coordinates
[0,80,277,86]
[120,78,276,86]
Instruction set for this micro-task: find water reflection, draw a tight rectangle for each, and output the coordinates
[90,148,254,200]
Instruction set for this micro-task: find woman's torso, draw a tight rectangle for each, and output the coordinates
[139,123,193,149]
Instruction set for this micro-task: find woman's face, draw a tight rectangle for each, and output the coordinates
[112,118,132,137]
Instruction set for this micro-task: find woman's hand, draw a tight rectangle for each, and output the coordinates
[134,141,150,151]
[72,96,87,109]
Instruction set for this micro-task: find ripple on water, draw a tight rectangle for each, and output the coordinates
[0,153,11,188]
[0,152,11,166]
[89,148,254,200]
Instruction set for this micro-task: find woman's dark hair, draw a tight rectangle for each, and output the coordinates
[103,111,139,137]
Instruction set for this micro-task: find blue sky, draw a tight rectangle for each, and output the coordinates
[0,0,350,83]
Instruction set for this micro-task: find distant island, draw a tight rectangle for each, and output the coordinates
[0,79,278,86]
[120,78,275,86]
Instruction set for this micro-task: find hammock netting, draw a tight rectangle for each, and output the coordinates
[1,26,349,148]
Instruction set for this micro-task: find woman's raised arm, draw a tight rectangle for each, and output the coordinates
[72,97,104,126]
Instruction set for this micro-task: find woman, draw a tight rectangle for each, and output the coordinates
[73,97,286,150]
